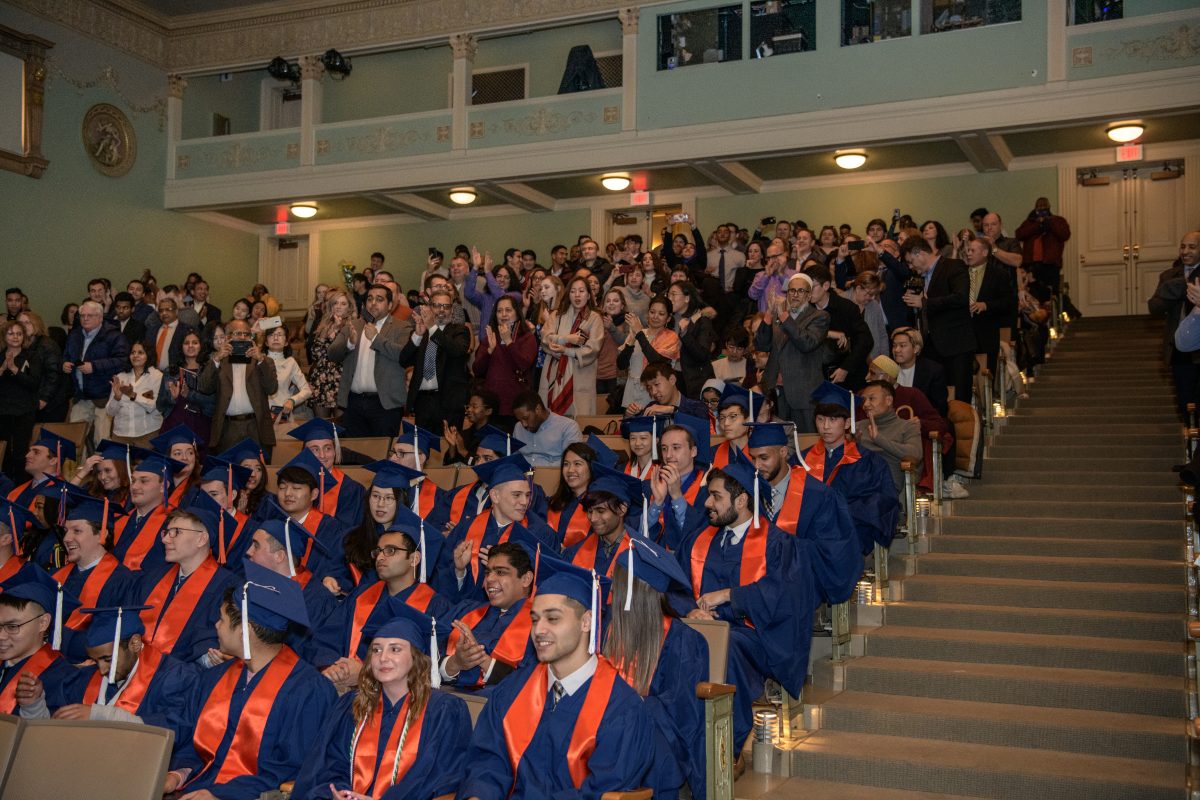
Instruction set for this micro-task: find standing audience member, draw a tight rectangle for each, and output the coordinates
[1149,231,1200,413]
[329,284,411,438]
[262,320,312,431]
[64,300,129,448]
[159,330,214,448]
[0,320,41,482]
[541,276,604,416]
[966,237,1016,374]
[401,287,472,436]
[754,273,830,432]
[308,288,354,420]
[1015,197,1071,295]
[104,340,163,447]
[901,237,976,403]
[667,282,716,398]
[16,311,67,423]
[474,295,538,426]
[200,319,278,457]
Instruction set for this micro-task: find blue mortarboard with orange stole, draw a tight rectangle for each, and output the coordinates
[615,536,693,611]
[199,458,253,552]
[131,454,186,509]
[236,560,311,659]
[383,504,444,585]
[186,490,240,566]
[717,455,772,528]
[586,461,649,540]
[619,413,673,456]
[398,421,441,463]
[471,453,533,489]
[287,418,345,446]
[535,555,611,655]
[149,424,199,456]
[255,496,329,577]
[362,596,441,688]
[281,448,338,507]
[61,489,124,547]
[96,439,155,486]
[478,425,514,457]
[6,562,79,651]
[0,498,37,557]
[79,604,152,685]
[37,480,107,530]
[669,412,713,465]
[363,458,432,515]
[811,380,864,434]
[218,438,267,467]
[719,383,764,419]
[31,429,77,477]
[746,422,810,472]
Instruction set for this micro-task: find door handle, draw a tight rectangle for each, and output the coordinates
[1123,245,1130,256]
[1079,254,1086,265]
[1132,244,1140,260]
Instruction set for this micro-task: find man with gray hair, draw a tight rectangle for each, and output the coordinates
[754,270,830,432]
[63,300,128,448]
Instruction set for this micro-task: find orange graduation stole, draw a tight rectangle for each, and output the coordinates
[352,694,428,798]
[0,644,58,713]
[446,602,532,685]
[82,642,165,712]
[710,440,749,470]
[112,506,169,571]
[502,658,619,790]
[139,557,220,654]
[348,583,436,660]
[449,481,481,522]
[54,553,120,629]
[464,512,524,583]
[657,468,706,532]
[804,441,862,484]
[413,481,439,515]
[318,468,347,517]
[547,501,589,549]
[624,460,656,481]
[168,480,189,509]
[569,533,629,578]
[689,520,769,603]
[773,466,810,535]
[0,556,24,585]
[188,647,300,786]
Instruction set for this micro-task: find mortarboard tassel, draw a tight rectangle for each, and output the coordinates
[429,618,441,689]
[318,467,326,510]
[8,508,21,558]
[161,464,169,509]
[241,585,251,660]
[849,386,856,435]
[284,518,295,577]
[124,445,132,488]
[108,608,123,686]
[55,443,62,479]
[419,521,428,584]
[505,433,511,457]
[623,543,635,612]
[792,423,811,472]
[752,469,760,528]
[651,417,657,459]
[588,570,600,655]
[333,424,342,465]
[52,582,63,650]
[217,512,227,565]
[100,497,110,547]
[413,425,422,468]
[641,496,649,540]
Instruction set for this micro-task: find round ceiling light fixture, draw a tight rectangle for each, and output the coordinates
[1106,121,1144,143]
[601,173,631,191]
[449,187,477,205]
[289,202,318,219]
[834,150,868,170]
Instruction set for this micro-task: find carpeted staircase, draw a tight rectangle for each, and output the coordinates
[768,316,1190,799]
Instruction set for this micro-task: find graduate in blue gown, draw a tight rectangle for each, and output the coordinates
[606,537,710,799]
[193,456,256,569]
[274,449,353,590]
[0,498,36,591]
[648,413,714,550]
[672,461,816,753]
[459,558,659,800]
[0,567,88,716]
[7,429,73,570]
[110,453,185,574]
[165,561,336,800]
[288,418,367,528]
[293,603,472,800]
[386,421,452,533]
[48,604,198,729]
[562,462,661,581]
[431,430,549,535]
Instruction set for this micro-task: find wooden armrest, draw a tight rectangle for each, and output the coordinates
[980,369,992,378]
[280,782,295,793]
[1193,718,1200,739]
[927,430,940,441]
[900,458,916,472]
[697,681,736,700]
[601,791,653,800]
[1188,620,1200,640]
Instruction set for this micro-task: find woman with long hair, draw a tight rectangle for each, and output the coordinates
[817,225,841,260]
[220,438,268,519]
[528,275,563,390]
[69,449,131,509]
[545,441,601,550]
[666,281,716,398]
[921,219,953,259]
[845,271,889,361]
[343,482,405,584]
[472,295,537,427]
[159,329,214,448]
[540,275,604,416]
[617,294,680,414]
[263,322,312,431]
[309,288,355,419]
[16,310,68,422]
[293,606,471,800]
[464,249,522,337]
[0,320,41,482]
[104,340,163,447]
[150,425,202,507]
[230,297,252,322]
[597,289,628,405]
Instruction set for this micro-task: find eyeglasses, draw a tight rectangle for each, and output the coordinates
[430,303,452,310]
[228,331,254,340]
[0,616,45,636]
[787,287,810,295]
[717,412,746,423]
[371,545,414,559]
[161,527,204,539]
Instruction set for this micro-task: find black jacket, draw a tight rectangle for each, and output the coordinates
[821,293,874,391]
[921,257,976,358]
[970,261,1015,356]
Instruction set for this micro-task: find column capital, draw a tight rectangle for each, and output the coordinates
[300,54,325,81]
[450,32,477,61]
[167,73,188,99]
[619,7,640,35]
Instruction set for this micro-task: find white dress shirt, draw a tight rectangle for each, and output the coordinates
[349,321,381,394]
[104,367,164,437]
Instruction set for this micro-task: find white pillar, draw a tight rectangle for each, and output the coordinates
[450,33,477,151]
[619,8,638,132]
[299,55,324,167]
[166,74,186,179]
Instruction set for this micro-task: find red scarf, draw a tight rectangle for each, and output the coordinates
[112,506,169,571]
[349,583,435,660]
[139,558,221,654]
[804,441,861,484]
[0,644,58,713]
[773,466,810,535]
[547,310,588,416]
[689,520,769,604]
[502,658,619,790]
[569,533,629,578]
[446,602,532,686]
[352,694,427,798]
[53,553,120,629]
[82,642,165,712]
[188,647,300,786]
[464,512,524,583]
[547,502,589,549]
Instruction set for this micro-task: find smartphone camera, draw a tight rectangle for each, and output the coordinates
[230,340,252,364]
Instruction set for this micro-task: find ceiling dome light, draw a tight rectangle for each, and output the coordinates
[601,173,631,191]
[834,150,867,170]
[449,187,477,205]
[289,202,318,219]
[1106,122,1144,143]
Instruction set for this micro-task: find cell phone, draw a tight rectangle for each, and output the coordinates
[762,216,776,226]
[668,213,687,224]
[428,247,437,257]
[230,339,252,364]
[848,240,865,251]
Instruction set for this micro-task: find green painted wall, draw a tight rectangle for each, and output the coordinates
[322,46,452,123]
[1128,0,1200,16]
[317,209,591,290]
[473,20,623,98]
[182,69,262,139]
[696,167,1058,240]
[0,7,259,318]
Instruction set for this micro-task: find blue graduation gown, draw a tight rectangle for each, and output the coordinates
[110,508,169,573]
[673,520,815,749]
[72,646,199,728]
[655,468,711,551]
[0,646,89,715]
[58,558,138,662]
[460,660,659,800]
[329,469,366,528]
[644,619,710,800]
[432,480,550,535]
[442,598,535,690]
[211,514,258,572]
[304,580,453,667]
[169,648,336,799]
[803,444,901,554]
[437,512,559,603]
[292,688,471,800]
[768,467,861,605]
[136,561,239,666]
[300,512,353,592]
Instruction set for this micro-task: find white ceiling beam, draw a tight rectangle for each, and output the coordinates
[370,192,452,220]
[954,132,1013,172]
[690,159,762,194]
[480,182,558,212]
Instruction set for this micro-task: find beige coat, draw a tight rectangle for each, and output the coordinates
[539,308,604,415]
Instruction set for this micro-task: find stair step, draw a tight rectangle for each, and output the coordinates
[915,553,1185,584]
[861,625,1185,676]
[929,533,1181,559]
[897,574,1184,613]
[882,600,1183,641]
[788,730,1180,800]
[950,499,1181,521]
[987,443,1177,459]
[991,433,1181,447]
[1002,419,1180,432]
[934,515,1180,540]
[832,655,1185,717]
[966,483,1183,503]
[817,691,1185,762]
[976,470,1180,487]
[756,777,976,800]
[985,456,1178,472]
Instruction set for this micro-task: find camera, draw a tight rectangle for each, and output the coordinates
[230,339,252,364]
[848,240,865,252]
[761,216,776,226]
[904,274,925,295]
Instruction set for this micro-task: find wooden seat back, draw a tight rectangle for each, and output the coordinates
[576,415,623,434]
[0,714,20,791]
[682,618,730,683]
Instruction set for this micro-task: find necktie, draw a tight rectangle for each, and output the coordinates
[156,325,170,365]
[551,680,565,709]
[423,329,438,382]
[969,265,984,303]
[718,250,727,290]
[720,527,732,548]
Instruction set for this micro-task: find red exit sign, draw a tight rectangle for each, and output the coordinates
[1115,144,1143,163]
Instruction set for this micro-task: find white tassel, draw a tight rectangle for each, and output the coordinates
[240,586,251,661]
[419,521,428,584]
[505,434,511,457]
[849,387,856,435]
[333,425,342,464]
[413,425,420,467]
[413,477,422,516]
[108,608,123,686]
[429,618,441,688]
[588,571,600,655]
[125,446,132,487]
[284,518,296,577]
[623,543,634,612]
[651,417,657,458]
[52,584,63,651]
[752,469,760,528]
[641,496,649,540]
[793,423,811,472]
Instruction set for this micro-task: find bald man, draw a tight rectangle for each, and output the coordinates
[1149,231,1200,413]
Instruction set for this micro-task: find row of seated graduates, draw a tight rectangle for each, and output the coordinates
[0,378,901,799]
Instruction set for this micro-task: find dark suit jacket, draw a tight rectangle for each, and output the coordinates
[1148,259,1199,364]
[821,293,874,390]
[194,302,222,328]
[911,358,949,417]
[399,322,472,407]
[878,251,914,331]
[146,322,194,369]
[970,262,1015,356]
[199,356,278,449]
[921,257,976,358]
[329,316,414,410]
[117,318,146,347]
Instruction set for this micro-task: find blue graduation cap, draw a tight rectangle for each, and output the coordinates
[62,491,123,542]
[281,448,338,494]
[478,424,514,457]
[148,424,198,455]
[79,604,152,685]
[811,380,863,433]
[586,434,619,469]
[199,457,253,492]
[668,413,712,465]
[286,418,344,444]
[536,556,610,655]
[717,458,771,527]
[6,563,78,651]
[619,413,672,458]
[0,498,36,557]
[186,490,239,564]
[383,505,443,585]
[587,461,650,541]
[398,420,441,457]
[237,560,311,659]
[96,439,155,483]
[745,422,810,473]
[131,453,186,511]
[255,500,329,578]
[31,428,77,471]
[614,536,692,611]
[218,437,267,466]
[719,383,763,418]
[364,459,422,490]
[364,596,441,688]
[471,453,533,489]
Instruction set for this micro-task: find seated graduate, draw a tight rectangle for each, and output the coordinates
[292,603,472,800]
[673,461,816,756]
[288,418,366,528]
[620,413,670,481]
[1,565,86,716]
[164,561,336,800]
[136,500,239,667]
[647,413,714,550]
[745,422,861,607]
[43,489,136,662]
[607,537,710,800]
[805,382,901,555]
[275,449,352,591]
[710,384,761,469]
[7,428,72,569]
[563,462,658,578]
[546,440,604,551]
[459,558,659,800]
[217,438,270,520]
[72,439,138,510]
[195,456,255,568]
[149,424,204,508]
[358,459,454,586]
[35,603,198,728]
[440,532,543,692]
[0,498,36,590]
[432,427,549,535]
[110,453,184,572]
[439,453,558,603]
[386,421,451,533]
[309,506,452,683]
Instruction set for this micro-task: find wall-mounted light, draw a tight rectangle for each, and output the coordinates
[290,202,318,219]
[601,173,631,191]
[267,56,301,84]
[449,187,477,205]
[1106,121,1144,143]
[321,49,352,80]
[834,150,867,170]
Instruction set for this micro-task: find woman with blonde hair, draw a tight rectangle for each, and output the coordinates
[16,310,68,422]
[540,275,604,415]
[292,604,471,800]
[309,287,355,419]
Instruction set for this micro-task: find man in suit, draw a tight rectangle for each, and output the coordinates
[966,238,1015,374]
[1149,231,1200,413]
[902,237,976,404]
[191,280,222,328]
[199,318,278,457]
[64,300,129,448]
[753,271,831,432]
[147,297,192,372]
[805,263,874,391]
[110,292,145,346]
[328,283,412,437]
[400,286,471,435]
[890,327,949,418]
